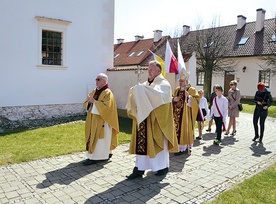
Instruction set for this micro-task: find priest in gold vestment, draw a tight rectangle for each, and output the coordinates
[126,60,178,179]
[172,76,199,155]
[83,73,119,166]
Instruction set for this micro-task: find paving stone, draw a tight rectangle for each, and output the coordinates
[0,113,275,203]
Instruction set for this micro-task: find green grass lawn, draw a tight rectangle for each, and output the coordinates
[208,163,276,204]
[0,117,132,166]
[0,100,275,203]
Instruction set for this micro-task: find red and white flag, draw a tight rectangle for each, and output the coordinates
[164,40,178,74]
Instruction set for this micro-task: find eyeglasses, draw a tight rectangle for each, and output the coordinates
[95,78,101,81]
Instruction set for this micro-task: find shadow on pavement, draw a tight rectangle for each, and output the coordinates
[201,132,216,141]
[202,144,224,156]
[221,135,239,146]
[193,139,201,147]
[36,160,109,189]
[84,174,168,204]
[169,153,190,172]
[249,143,272,157]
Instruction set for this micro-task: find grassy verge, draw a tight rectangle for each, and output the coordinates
[208,163,276,204]
[0,117,132,166]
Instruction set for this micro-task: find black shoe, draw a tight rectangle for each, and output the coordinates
[224,132,229,136]
[196,136,202,140]
[174,151,184,156]
[155,167,169,176]
[82,159,97,166]
[109,154,113,159]
[252,136,259,141]
[230,130,236,136]
[126,167,144,180]
[206,128,211,132]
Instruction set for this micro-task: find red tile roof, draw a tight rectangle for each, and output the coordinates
[113,18,276,69]
[114,36,169,66]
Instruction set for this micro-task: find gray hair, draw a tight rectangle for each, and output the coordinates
[98,73,108,83]
[149,60,162,70]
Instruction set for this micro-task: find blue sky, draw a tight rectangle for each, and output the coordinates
[114,0,276,43]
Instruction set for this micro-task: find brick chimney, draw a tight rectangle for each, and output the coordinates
[237,15,246,29]
[182,25,190,36]
[117,38,124,44]
[153,30,162,42]
[256,8,266,32]
[135,35,144,42]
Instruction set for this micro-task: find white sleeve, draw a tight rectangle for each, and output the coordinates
[91,104,100,115]
[187,96,192,107]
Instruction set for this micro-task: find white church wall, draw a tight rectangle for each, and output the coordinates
[0,0,114,126]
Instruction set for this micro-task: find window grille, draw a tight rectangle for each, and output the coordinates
[197,71,205,85]
[42,30,62,65]
[259,70,270,87]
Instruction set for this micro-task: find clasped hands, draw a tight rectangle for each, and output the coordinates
[88,96,95,104]
[257,101,268,110]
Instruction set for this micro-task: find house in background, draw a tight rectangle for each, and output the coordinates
[107,31,196,114]
[0,0,115,129]
[181,8,276,98]
[110,8,275,117]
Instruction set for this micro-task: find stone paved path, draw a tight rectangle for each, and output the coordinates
[0,112,275,204]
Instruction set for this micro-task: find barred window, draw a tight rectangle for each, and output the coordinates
[35,16,71,69]
[42,30,62,65]
[259,70,270,87]
[197,71,205,85]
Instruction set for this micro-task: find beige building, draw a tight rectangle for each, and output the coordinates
[109,8,275,117]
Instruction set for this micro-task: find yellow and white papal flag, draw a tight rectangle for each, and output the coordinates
[148,49,166,77]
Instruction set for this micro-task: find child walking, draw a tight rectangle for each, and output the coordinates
[196,89,209,140]
[209,85,228,145]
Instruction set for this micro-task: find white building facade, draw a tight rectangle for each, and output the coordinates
[0,0,114,128]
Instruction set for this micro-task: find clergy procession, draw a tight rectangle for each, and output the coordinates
[82,40,236,180]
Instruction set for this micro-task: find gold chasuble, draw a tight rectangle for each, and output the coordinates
[84,87,119,154]
[126,75,179,158]
[172,86,199,145]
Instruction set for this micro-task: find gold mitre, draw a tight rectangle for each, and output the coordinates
[179,68,190,80]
